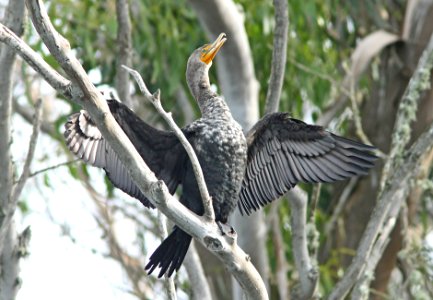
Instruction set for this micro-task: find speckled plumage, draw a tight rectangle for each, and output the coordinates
[182,95,247,222]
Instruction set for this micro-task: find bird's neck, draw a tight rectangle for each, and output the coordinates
[198,92,231,119]
[188,69,232,119]
[190,76,231,119]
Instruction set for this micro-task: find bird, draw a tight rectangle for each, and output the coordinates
[64,33,377,278]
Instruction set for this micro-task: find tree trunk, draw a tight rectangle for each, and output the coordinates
[0,0,26,299]
[322,1,433,297]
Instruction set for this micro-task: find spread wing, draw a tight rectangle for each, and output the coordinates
[238,112,377,215]
[64,100,187,208]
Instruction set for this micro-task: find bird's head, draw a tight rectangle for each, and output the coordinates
[198,32,227,65]
[186,33,226,100]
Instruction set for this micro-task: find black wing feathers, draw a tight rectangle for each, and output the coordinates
[239,113,377,215]
[64,100,186,208]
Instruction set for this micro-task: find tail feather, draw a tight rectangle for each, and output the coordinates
[145,226,192,278]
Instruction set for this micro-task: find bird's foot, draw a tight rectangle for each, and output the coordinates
[217,221,237,244]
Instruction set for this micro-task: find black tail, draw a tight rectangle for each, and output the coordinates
[145,226,192,278]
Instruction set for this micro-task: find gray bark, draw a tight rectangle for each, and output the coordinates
[115,0,133,107]
[264,0,288,114]
[184,243,213,300]
[0,0,26,299]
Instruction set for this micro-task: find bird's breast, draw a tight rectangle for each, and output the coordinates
[187,118,247,220]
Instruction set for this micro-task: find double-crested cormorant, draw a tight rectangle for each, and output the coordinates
[64,33,376,278]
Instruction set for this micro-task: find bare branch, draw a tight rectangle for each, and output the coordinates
[0,24,71,98]
[11,98,43,203]
[350,212,396,299]
[184,243,213,300]
[115,0,132,106]
[156,212,177,300]
[264,0,288,114]
[122,65,215,222]
[287,188,318,300]
[269,203,289,300]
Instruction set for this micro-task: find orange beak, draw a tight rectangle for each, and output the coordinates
[200,33,227,64]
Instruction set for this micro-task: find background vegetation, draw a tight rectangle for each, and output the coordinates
[1,0,433,299]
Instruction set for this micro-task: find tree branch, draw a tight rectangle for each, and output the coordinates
[122,65,215,222]
[11,98,42,203]
[156,211,177,300]
[262,2,318,296]
[183,243,213,300]
[287,188,318,300]
[264,0,288,114]
[0,24,71,98]
[0,1,268,298]
[329,32,433,299]
[24,159,79,180]
[115,0,132,106]
[268,203,289,300]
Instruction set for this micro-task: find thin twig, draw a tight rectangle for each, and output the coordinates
[30,159,80,178]
[348,81,385,157]
[122,65,215,222]
[0,24,72,98]
[264,0,288,114]
[324,177,358,237]
[12,98,43,203]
